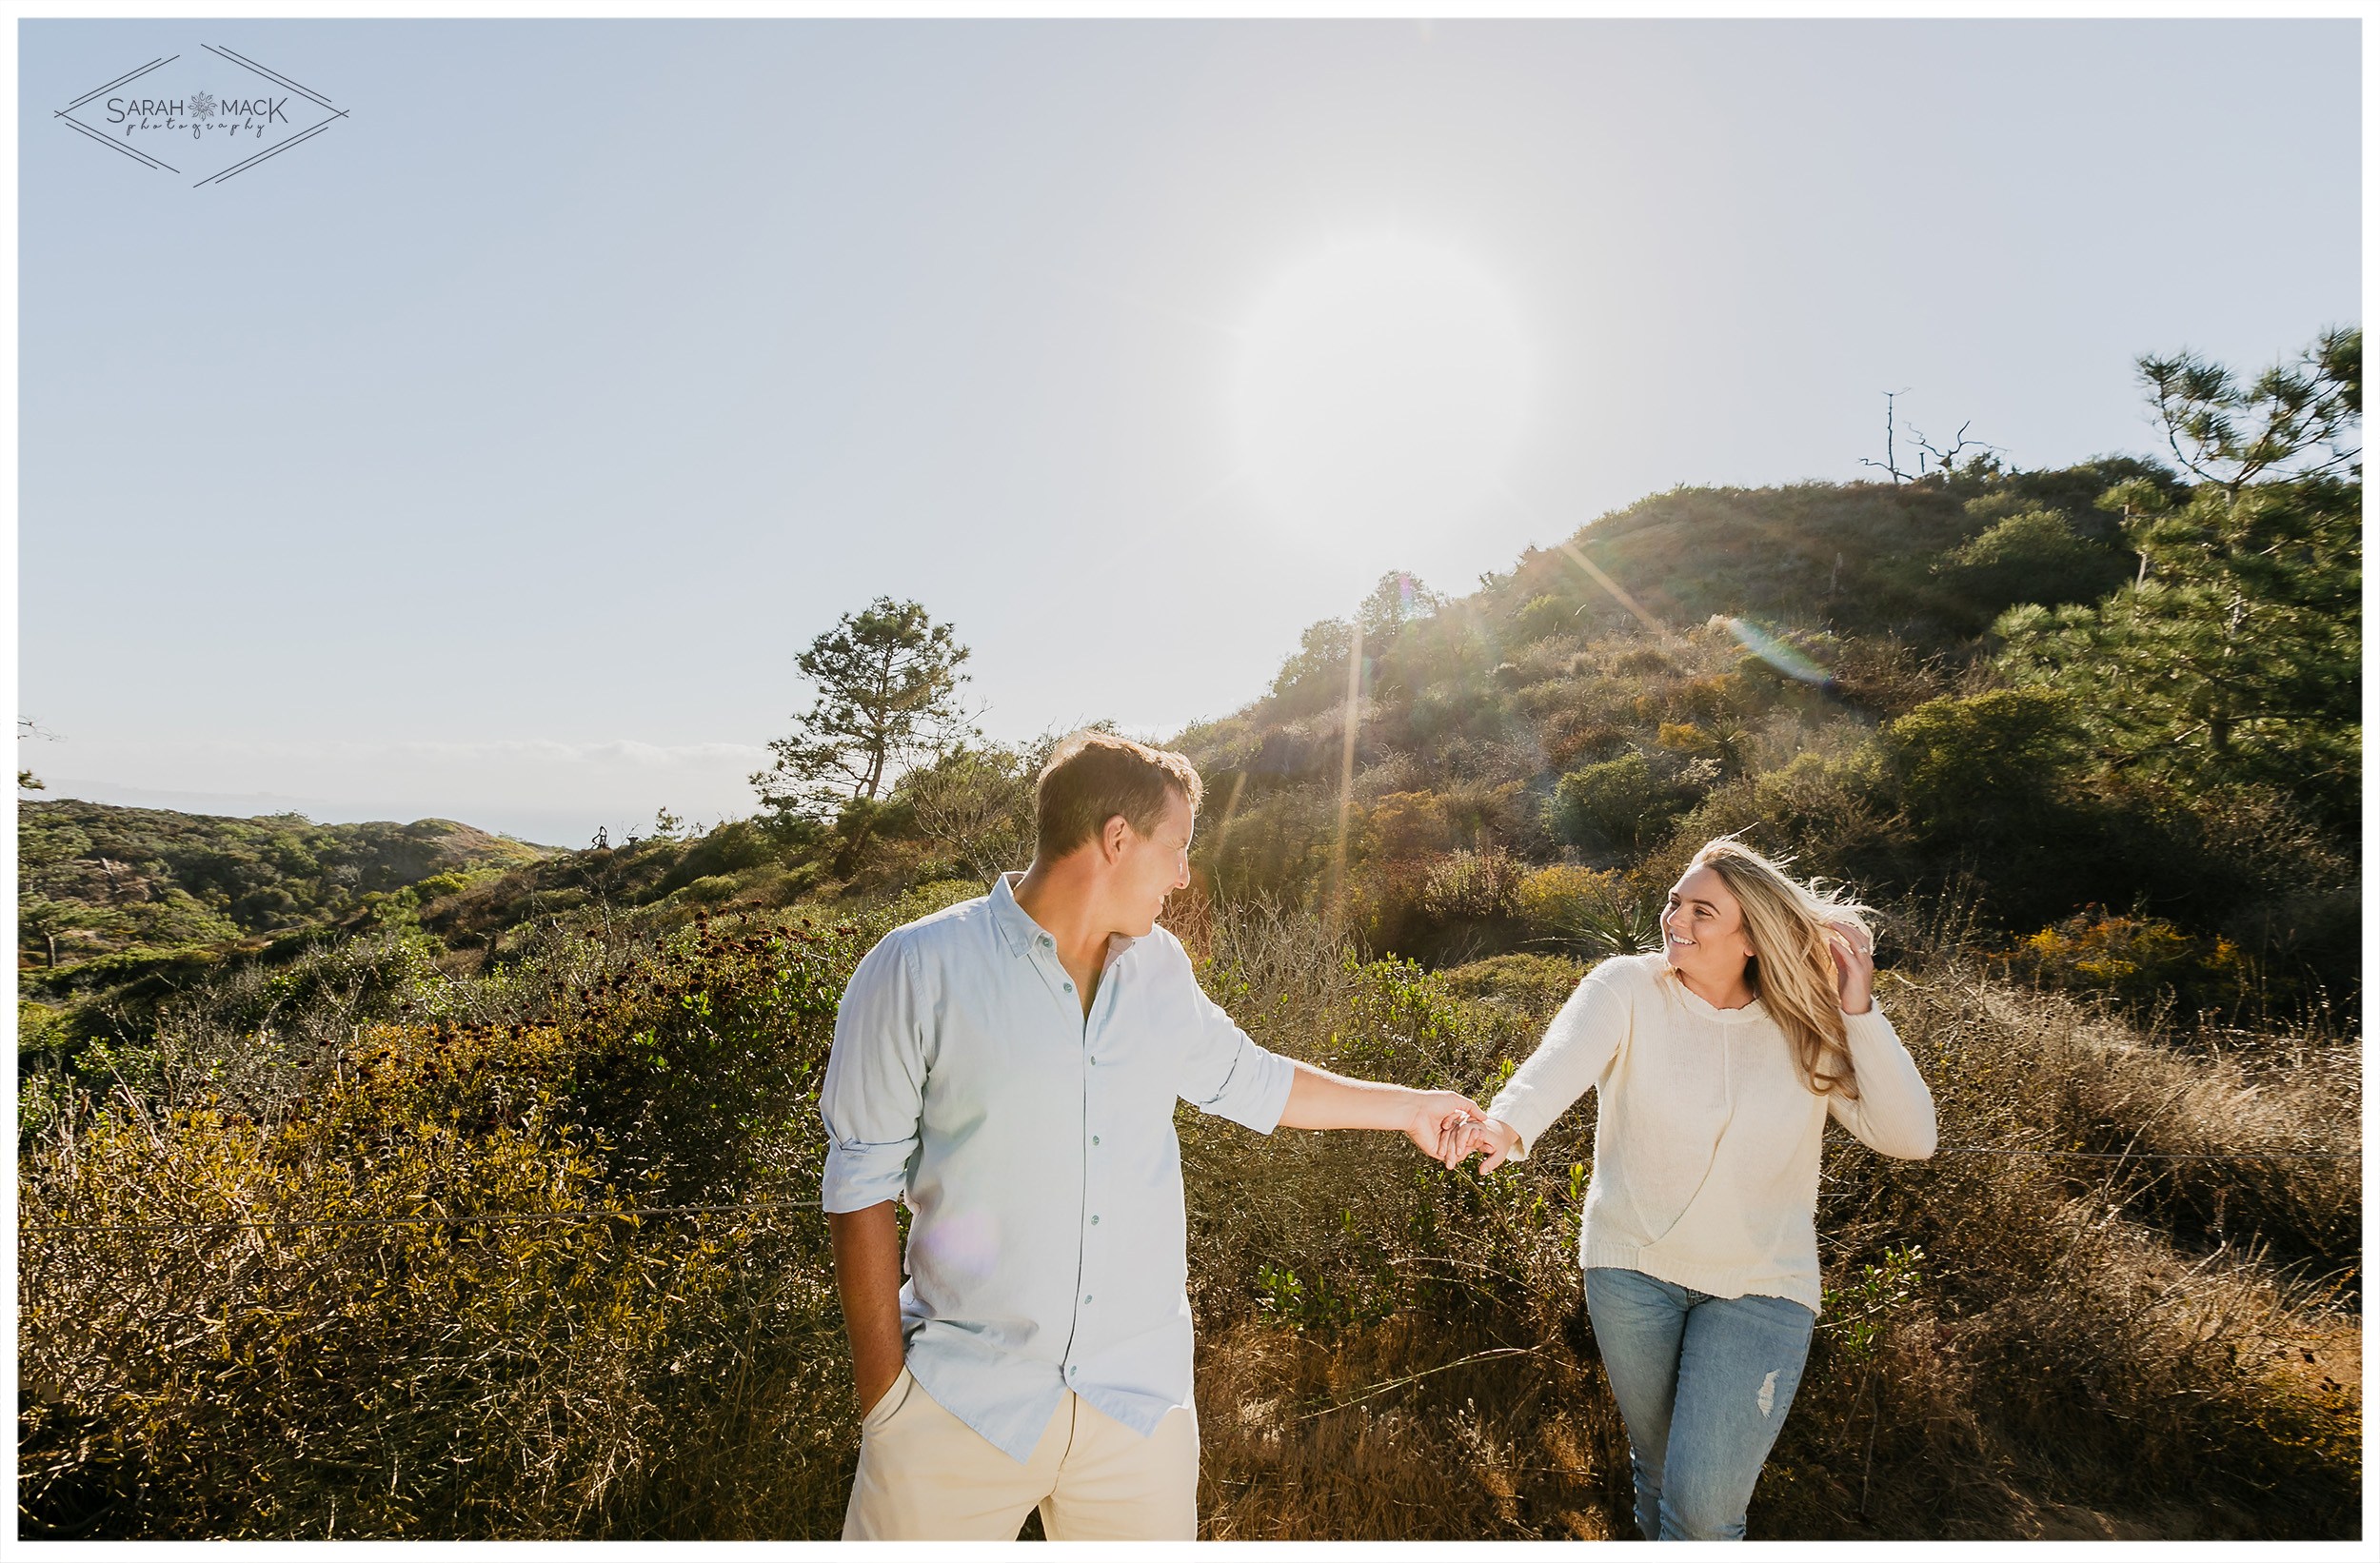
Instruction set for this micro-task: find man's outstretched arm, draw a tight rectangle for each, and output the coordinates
[829,1202,907,1418]
[1277,1060,1482,1167]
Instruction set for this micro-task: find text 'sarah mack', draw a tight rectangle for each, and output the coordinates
[108,97,290,125]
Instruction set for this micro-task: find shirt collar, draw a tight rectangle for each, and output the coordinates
[987,871,1046,958]
[986,871,1153,970]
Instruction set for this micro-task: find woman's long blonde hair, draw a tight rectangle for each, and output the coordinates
[1681,838,1875,1100]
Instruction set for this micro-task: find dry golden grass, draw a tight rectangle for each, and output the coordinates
[16,900,2360,1539]
[1175,920,2361,1542]
[1195,1315,1627,1540]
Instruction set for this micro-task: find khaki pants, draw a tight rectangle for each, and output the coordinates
[841,1367,1199,1540]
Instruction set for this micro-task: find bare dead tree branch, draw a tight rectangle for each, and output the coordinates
[1910,419,2005,480]
[1856,389,1915,485]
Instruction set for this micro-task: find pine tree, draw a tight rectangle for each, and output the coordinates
[751,598,971,873]
[1997,329,2361,823]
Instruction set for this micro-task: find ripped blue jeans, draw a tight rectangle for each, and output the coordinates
[1583,1267,1815,1541]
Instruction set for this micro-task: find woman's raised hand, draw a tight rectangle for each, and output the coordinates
[1825,919,1875,1015]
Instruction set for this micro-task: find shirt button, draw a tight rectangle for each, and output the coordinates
[1091,1135,1101,1146]
[1063,981,1074,992]
[1083,1295,1094,1304]
[1091,1215,1101,1225]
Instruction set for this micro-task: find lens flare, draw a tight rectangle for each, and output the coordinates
[1724,618,1835,686]
[1556,540,1663,636]
[1327,618,1367,933]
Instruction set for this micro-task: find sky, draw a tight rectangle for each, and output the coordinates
[14,17,2361,847]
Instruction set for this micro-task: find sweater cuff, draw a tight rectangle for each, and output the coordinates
[1842,1003,1896,1040]
[1482,1094,1544,1164]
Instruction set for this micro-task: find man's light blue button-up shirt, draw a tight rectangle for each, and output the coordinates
[819,872,1297,1462]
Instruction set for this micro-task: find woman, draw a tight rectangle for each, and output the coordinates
[1455,838,1937,1541]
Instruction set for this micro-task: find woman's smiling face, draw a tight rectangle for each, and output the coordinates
[1662,864,1757,989]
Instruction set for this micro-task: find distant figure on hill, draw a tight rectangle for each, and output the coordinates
[1451,837,1938,1541]
[819,729,1486,1540]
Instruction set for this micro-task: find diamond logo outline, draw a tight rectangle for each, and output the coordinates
[53,44,350,188]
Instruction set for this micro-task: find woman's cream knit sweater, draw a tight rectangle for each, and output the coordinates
[1484,951,1937,1314]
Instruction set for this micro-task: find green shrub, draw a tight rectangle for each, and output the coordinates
[1542,715,1628,769]
[1362,791,1458,861]
[412,867,503,901]
[1435,952,1586,1021]
[1885,688,2087,839]
[653,820,781,900]
[1545,753,1695,856]
[1643,745,1914,902]
[1511,594,1584,644]
[1934,506,2126,618]
[874,877,990,927]
[1419,848,1524,924]
[1348,856,1435,958]
[1513,863,1615,935]
[17,915,871,1538]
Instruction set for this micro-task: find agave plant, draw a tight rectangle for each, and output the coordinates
[1547,881,1664,960]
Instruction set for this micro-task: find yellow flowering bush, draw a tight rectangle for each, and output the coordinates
[2003,909,2246,1014]
[19,916,866,1538]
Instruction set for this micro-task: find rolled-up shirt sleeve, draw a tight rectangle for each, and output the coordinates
[819,932,929,1213]
[1175,960,1296,1134]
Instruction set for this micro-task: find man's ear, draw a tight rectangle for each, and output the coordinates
[1100,813,1134,863]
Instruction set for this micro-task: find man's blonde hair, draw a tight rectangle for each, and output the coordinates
[1035,731,1204,861]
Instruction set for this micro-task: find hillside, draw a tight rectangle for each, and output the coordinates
[23,447,2353,1022]
[16,800,555,966]
[1168,452,2355,1013]
[1490,457,2172,644]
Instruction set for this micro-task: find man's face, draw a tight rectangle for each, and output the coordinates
[1110,787,1195,938]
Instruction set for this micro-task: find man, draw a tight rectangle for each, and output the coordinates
[820,730,1483,1540]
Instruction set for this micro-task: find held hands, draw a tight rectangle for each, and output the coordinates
[1398,1092,1523,1175]
[1826,919,1875,1015]
[1400,1090,1490,1170]
[1447,1116,1523,1173]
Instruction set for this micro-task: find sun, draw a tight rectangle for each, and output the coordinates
[1233,235,1533,562]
